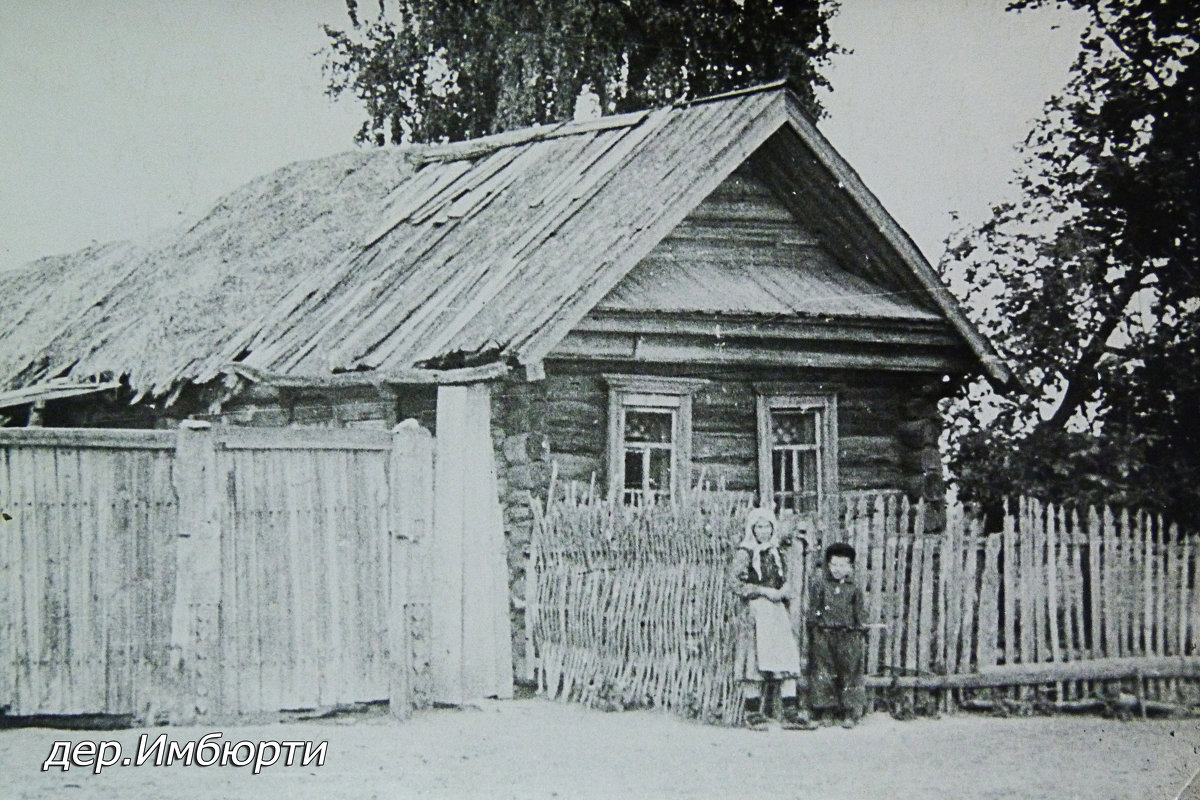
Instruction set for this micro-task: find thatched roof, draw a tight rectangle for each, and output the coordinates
[2,84,1012,399]
[7,151,411,396]
[0,241,141,388]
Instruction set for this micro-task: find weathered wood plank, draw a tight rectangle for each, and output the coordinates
[1002,506,1016,666]
[865,656,1200,690]
[974,534,1003,671]
[916,503,934,673]
[1047,504,1061,666]
[216,426,391,451]
[0,428,174,449]
[865,495,885,675]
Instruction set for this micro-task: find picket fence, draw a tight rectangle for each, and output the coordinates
[841,494,1199,706]
[527,490,1200,724]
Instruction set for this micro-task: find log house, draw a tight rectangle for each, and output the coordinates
[0,84,1013,690]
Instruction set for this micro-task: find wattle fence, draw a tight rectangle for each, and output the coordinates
[527,489,1200,724]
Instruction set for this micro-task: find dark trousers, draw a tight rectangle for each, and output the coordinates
[808,627,865,715]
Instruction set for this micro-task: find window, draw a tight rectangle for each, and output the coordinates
[605,376,706,505]
[756,391,838,525]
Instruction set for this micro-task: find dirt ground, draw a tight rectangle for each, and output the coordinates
[2,699,1198,799]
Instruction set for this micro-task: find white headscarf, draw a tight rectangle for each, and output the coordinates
[738,507,782,580]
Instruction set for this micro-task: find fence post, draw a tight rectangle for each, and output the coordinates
[165,420,222,721]
[387,420,432,719]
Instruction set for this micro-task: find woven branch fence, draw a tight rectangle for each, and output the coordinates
[529,487,1200,725]
[528,486,756,725]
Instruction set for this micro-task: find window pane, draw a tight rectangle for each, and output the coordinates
[772,410,817,445]
[624,449,645,492]
[625,409,673,443]
[648,448,672,498]
[771,422,820,514]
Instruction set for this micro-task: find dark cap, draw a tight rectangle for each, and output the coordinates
[824,542,856,563]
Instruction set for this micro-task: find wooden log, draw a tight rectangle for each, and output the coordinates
[959,697,1107,714]
[863,656,1200,690]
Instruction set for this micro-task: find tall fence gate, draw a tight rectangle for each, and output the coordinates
[0,422,433,721]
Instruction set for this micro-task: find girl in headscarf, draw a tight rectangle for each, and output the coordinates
[730,507,814,730]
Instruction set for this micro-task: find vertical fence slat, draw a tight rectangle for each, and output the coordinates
[1176,527,1189,658]
[1028,498,1042,666]
[1140,510,1153,659]
[1046,503,1060,666]
[917,503,935,675]
[866,495,885,676]
[1002,504,1016,666]
[957,517,981,674]
[977,532,1002,670]
[905,533,924,674]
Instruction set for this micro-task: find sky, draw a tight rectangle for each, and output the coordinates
[0,0,1084,274]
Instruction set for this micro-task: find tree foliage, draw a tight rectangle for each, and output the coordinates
[322,0,841,146]
[944,0,1199,525]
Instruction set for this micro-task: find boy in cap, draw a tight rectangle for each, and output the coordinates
[807,541,866,727]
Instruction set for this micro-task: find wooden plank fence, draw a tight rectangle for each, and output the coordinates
[838,495,1200,707]
[528,490,1200,725]
[0,422,433,721]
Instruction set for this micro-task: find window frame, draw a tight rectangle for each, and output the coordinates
[755,389,839,530]
[605,375,707,504]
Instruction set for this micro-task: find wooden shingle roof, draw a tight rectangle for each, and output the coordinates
[3,84,1012,398]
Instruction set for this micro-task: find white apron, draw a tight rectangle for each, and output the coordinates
[748,597,802,674]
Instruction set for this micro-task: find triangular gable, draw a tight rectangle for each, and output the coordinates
[593,167,941,322]
[503,88,1010,387]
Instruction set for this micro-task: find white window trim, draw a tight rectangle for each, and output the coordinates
[604,375,707,503]
[756,390,839,530]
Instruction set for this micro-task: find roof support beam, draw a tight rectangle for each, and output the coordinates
[225,361,509,388]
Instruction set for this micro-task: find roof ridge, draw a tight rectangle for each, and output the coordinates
[672,79,790,108]
[410,108,656,165]
[407,81,791,166]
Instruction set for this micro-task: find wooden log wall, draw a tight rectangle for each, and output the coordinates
[493,361,941,529]
[0,424,434,720]
[491,362,945,679]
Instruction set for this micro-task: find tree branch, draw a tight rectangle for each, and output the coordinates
[1039,262,1149,430]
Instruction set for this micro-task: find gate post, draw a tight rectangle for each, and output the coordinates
[164,420,223,722]
[430,383,513,705]
[388,420,432,718]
